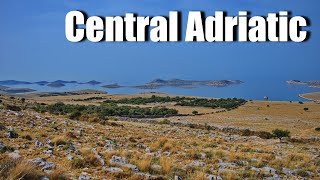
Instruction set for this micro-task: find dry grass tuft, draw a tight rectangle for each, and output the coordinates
[136,156,152,173]
[160,157,173,174]
[71,149,102,169]
[52,136,67,146]
[189,171,207,180]
[0,158,43,180]
[47,169,69,180]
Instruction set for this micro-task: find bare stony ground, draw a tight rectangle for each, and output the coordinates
[0,93,320,179]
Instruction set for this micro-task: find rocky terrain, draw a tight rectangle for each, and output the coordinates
[0,93,319,180]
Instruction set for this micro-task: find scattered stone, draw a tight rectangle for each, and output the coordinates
[110,155,128,165]
[40,177,50,180]
[151,164,162,172]
[8,152,21,159]
[261,166,278,175]
[103,167,123,172]
[145,147,151,153]
[79,173,90,180]
[67,155,74,160]
[35,138,44,147]
[124,164,139,172]
[234,160,248,166]
[207,174,223,180]
[44,149,53,155]
[282,168,293,176]
[218,162,238,169]
[189,160,206,167]
[109,155,139,171]
[95,154,105,165]
[30,158,55,170]
[135,172,152,179]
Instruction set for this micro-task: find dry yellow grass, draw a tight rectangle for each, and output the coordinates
[159,157,173,174]
[15,92,320,137]
[1,92,319,179]
[166,100,320,137]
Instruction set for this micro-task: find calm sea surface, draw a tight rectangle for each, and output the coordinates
[5,79,319,101]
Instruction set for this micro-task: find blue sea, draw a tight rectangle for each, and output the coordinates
[4,79,319,102]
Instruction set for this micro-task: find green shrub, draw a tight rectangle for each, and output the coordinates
[272,129,290,142]
[296,169,310,177]
[4,104,21,111]
[242,129,253,136]
[104,96,246,109]
[257,131,274,139]
[8,130,19,138]
[34,102,178,118]
[315,127,320,132]
[69,111,82,120]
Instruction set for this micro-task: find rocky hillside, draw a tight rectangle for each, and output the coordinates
[0,95,319,179]
[0,113,319,179]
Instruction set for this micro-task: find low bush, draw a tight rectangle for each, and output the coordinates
[272,129,290,142]
[257,131,274,139]
[8,130,19,138]
[33,102,178,118]
[4,104,21,111]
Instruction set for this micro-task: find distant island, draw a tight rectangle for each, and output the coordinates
[0,85,36,93]
[83,80,101,85]
[101,83,123,88]
[127,79,243,89]
[2,88,36,93]
[287,80,320,88]
[0,84,36,93]
[132,84,161,89]
[47,83,65,87]
[34,81,50,86]
[0,78,244,94]
[0,80,32,85]
[0,80,101,87]
[146,79,243,88]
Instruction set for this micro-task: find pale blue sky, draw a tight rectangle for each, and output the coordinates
[0,0,319,83]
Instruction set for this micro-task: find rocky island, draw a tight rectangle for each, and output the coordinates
[101,83,123,89]
[147,79,243,88]
[287,80,320,88]
[47,83,65,88]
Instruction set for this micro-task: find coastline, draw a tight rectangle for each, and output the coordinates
[299,92,320,102]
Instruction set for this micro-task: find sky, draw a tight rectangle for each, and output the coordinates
[0,0,319,84]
